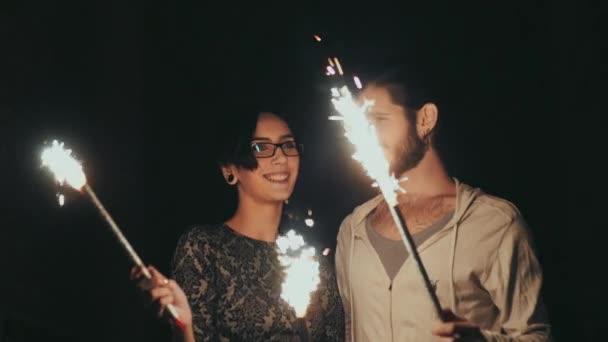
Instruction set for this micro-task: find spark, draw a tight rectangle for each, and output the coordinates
[353,75,363,89]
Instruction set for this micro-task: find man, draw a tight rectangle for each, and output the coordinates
[335,67,551,341]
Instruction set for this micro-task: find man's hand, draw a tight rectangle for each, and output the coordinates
[432,309,485,342]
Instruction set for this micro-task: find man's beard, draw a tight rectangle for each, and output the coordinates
[390,126,429,176]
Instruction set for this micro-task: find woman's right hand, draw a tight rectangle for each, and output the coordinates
[130,265,194,334]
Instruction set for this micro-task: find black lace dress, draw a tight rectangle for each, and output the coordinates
[171,224,344,341]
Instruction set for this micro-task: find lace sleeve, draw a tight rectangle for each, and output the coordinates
[171,227,218,342]
[307,256,345,341]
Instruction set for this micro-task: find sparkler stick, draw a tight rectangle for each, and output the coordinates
[41,140,186,329]
[387,204,444,320]
[325,65,446,320]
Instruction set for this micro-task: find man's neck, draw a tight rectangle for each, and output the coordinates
[397,148,455,200]
[372,149,456,238]
[225,193,283,242]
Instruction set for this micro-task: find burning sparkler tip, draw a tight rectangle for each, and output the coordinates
[41,140,87,190]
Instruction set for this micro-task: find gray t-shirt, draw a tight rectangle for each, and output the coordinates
[366,210,454,281]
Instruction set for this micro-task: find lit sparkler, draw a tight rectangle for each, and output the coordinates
[324,55,446,320]
[276,229,320,341]
[276,229,320,317]
[40,139,185,329]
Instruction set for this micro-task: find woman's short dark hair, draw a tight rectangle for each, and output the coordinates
[216,107,293,171]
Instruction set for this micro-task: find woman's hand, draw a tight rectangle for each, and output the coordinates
[131,265,193,331]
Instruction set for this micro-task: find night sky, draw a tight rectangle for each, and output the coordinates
[1,1,604,341]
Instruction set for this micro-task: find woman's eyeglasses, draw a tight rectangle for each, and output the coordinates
[251,141,302,158]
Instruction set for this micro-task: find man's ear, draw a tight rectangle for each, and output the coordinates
[416,102,439,138]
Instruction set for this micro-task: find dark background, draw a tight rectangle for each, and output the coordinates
[1,1,604,341]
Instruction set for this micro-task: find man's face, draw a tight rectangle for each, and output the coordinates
[361,86,428,175]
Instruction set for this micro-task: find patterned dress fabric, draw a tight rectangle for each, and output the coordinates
[171,224,345,341]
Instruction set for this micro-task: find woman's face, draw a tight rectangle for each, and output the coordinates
[234,112,300,204]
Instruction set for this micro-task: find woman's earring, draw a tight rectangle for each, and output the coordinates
[227,174,237,185]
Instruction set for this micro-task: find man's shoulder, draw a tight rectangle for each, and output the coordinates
[471,192,523,223]
[457,186,538,258]
[339,195,383,230]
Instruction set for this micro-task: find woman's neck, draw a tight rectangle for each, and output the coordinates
[225,195,283,242]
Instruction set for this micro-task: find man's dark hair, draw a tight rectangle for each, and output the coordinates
[363,64,442,145]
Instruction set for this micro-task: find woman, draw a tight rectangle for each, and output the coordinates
[133,111,344,341]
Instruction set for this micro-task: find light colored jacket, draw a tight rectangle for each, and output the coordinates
[336,179,551,341]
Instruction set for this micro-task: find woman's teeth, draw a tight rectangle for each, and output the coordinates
[264,173,289,182]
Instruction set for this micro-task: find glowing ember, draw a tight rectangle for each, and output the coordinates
[353,75,363,89]
[333,58,344,75]
[314,35,322,42]
[41,140,87,190]
[57,193,65,206]
[276,230,320,317]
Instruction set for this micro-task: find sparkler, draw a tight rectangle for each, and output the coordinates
[40,140,185,329]
[320,47,446,320]
[276,229,320,341]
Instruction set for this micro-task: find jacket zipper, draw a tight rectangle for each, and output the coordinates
[356,233,394,341]
[389,281,394,342]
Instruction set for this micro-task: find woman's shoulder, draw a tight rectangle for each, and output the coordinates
[177,223,226,246]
